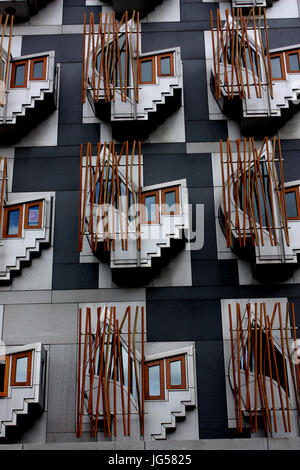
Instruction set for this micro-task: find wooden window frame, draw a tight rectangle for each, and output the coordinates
[138,56,156,84]
[0,356,10,398]
[141,190,160,224]
[144,359,165,400]
[10,60,29,88]
[166,354,187,390]
[270,52,286,81]
[161,186,180,216]
[2,204,23,238]
[285,49,300,74]
[285,186,300,220]
[157,52,174,77]
[29,56,47,81]
[24,200,43,229]
[10,351,32,387]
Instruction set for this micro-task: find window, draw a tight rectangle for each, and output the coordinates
[285,187,300,220]
[285,49,300,73]
[24,200,43,229]
[141,190,159,224]
[157,53,174,77]
[10,60,28,88]
[270,53,286,80]
[11,351,32,387]
[0,356,9,397]
[2,204,23,238]
[139,56,155,84]
[29,57,47,81]
[161,186,180,215]
[144,359,165,400]
[166,355,186,390]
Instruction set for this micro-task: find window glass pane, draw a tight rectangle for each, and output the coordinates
[141,60,153,83]
[27,205,40,226]
[14,64,26,86]
[170,360,182,386]
[164,190,176,211]
[0,60,5,81]
[288,53,300,71]
[271,56,283,79]
[15,356,28,383]
[7,209,20,235]
[32,60,44,79]
[160,56,171,75]
[148,364,161,396]
[0,359,6,392]
[144,195,157,222]
[285,190,299,218]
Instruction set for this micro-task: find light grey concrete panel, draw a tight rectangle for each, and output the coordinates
[0,444,23,450]
[0,291,51,305]
[23,441,145,450]
[47,344,77,433]
[145,439,269,450]
[3,303,77,345]
[52,288,146,304]
[267,438,300,450]
[17,413,47,444]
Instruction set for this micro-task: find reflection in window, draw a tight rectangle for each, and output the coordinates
[140,59,154,83]
[288,52,300,72]
[15,356,29,383]
[32,60,44,79]
[164,190,176,212]
[144,194,157,222]
[14,64,26,86]
[148,365,161,396]
[7,209,21,236]
[159,56,171,75]
[27,204,40,227]
[271,56,284,79]
[169,360,182,386]
[285,188,300,219]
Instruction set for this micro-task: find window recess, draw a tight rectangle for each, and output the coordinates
[2,204,23,238]
[144,359,165,400]
[0,356,9,397]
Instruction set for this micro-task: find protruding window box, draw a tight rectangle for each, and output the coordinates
[217,138,300,282]
[0,195,53,283]
[209,10,300,136]
[232,0,277,8]
[79,142,189,286]
[0,50,57,144]
[105,0,164,18]
[82,15,182,140]
[0,343,47,441]
[0,0,53,22]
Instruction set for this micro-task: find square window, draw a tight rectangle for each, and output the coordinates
[166,355,186,390]
[157,53,174,77]
[144,360,165,400]
[24,200,43,229]
[29,57,47,81]
[10,61,28,88]
[3,204,23,238]
[139,57,155,84]
[11,351,32,387]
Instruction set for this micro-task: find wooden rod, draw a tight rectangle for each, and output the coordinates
[278,303,292,432]
[117,319,127,435]
[229,304,240,432]
[76,308,82,437]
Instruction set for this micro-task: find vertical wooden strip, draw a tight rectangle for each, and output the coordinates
[210,10,218,100]
[263,303,277,432]
[278,303,291,432]
[267,315,288,432]
[117,319,127,436]
[277,138,290,246]
[94,306,108,436]
[226,139,232,247]
[0,157,6,235]
[136,12,140,103]
[113,307,117,436]
[263,8,273,99]
[125,11,128,102]
[259,303,272,432]
[229,304,240,432]
[128,306,131,436]
[220,140,229,247]
[252,8,262,97]
[141,306,145,436]
[254,302,258,432]
[246,303,253,432]
[76,308,82,437]
[236,304,243,433]
[79,310,89,437]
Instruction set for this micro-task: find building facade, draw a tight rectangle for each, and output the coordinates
[0,0,300,451]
